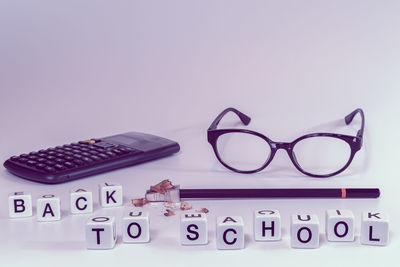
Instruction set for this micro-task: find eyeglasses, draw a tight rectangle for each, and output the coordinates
[207,108,365,178]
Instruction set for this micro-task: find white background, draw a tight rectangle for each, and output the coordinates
[0,1,399,266]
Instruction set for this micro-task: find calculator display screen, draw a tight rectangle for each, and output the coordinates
[111,135,134,145]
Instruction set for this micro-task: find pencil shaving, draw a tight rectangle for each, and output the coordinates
[196,208,209,213]
[132,198,148,207]
[180,201,192,211]
[150,179,174,194]
[164,209,175,217]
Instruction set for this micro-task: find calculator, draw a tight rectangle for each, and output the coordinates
[3,132,180,184]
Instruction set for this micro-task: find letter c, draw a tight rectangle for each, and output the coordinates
[223,228,237,245]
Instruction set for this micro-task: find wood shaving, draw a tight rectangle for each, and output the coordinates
[132,198,148,207]
[164,209,175,217]
[180,201,192,211]
[150,179,174,194]
[196,208,209,213]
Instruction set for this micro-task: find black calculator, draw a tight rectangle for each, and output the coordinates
[3,132,180,184]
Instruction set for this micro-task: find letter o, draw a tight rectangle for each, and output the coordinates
[92,217,109,222]
[297,227,312,243]
[334,221,349,238]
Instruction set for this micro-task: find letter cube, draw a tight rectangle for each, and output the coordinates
[326,209,354,242]
[8,192,33,218]
[361,212,389,246]
[86,216,117,249]
[122,210,150,243]
[180,212,208,245]
[70,189,93,214]
[99,182,123,207]
[291,214,319,249]
[216,216,244,250]
[254,209,281,241]
[37,194,61,222]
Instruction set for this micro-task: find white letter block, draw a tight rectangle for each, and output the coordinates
[122,210,150,243]
[291,214,319,249]
[86,216,117,249]
[99,183,123,207]
[180,213,208,245]
[70,189,93,214]
[361,212,389,246]
[326,209,354,242]
[254,209,281,241]
[8,192,33,218]
[216,216,244,250]
[37,194,61,222]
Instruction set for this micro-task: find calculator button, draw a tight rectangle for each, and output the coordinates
[35,163,46,169]
[55,164,66,170]
[28,155,38,160]
[72,149,81,154]
[64,151,73,156]
[46,155,56,160]
[27,160,37,166]
[47,151,56,155]
[18,158,28,163]
[118,147,133,153]
[73,154,83,159]
[80,147,89,152]
[81,152,91,157]
[90,155,101,161]
[98,153,109,159]
[64,156,73,160]
[94,142,115,149]
[64,162,74,168]
[112,149,123,155]
[89,150,98,155]
[37,158,46,163]
[10,156,19,161]
[55,158,64,163]
[56,153,64,158]
[73,159,84,165]
[63,147,72,151]
[21,154,29,158]
[38,153,47,157]
[105,151,116,157]
[44,166,56,172]
[82,157,93,163]
[29,152,38,156]
[45,160,56,166]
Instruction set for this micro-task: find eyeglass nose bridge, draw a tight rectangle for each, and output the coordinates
[271,142,293,151]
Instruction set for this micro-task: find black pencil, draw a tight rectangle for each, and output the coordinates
[179,188,380,199]
[145,186,380,202]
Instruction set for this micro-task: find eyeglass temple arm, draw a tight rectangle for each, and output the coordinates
[208,107,251,131]
[344,108,365,141]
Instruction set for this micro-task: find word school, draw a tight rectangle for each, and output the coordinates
[8,184,389,250]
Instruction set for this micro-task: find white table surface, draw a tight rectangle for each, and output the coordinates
[0,1,399,266]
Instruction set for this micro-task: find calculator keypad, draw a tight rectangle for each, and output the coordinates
[9,140,141,173]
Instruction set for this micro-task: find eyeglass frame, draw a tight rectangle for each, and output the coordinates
[207,107,365,178]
